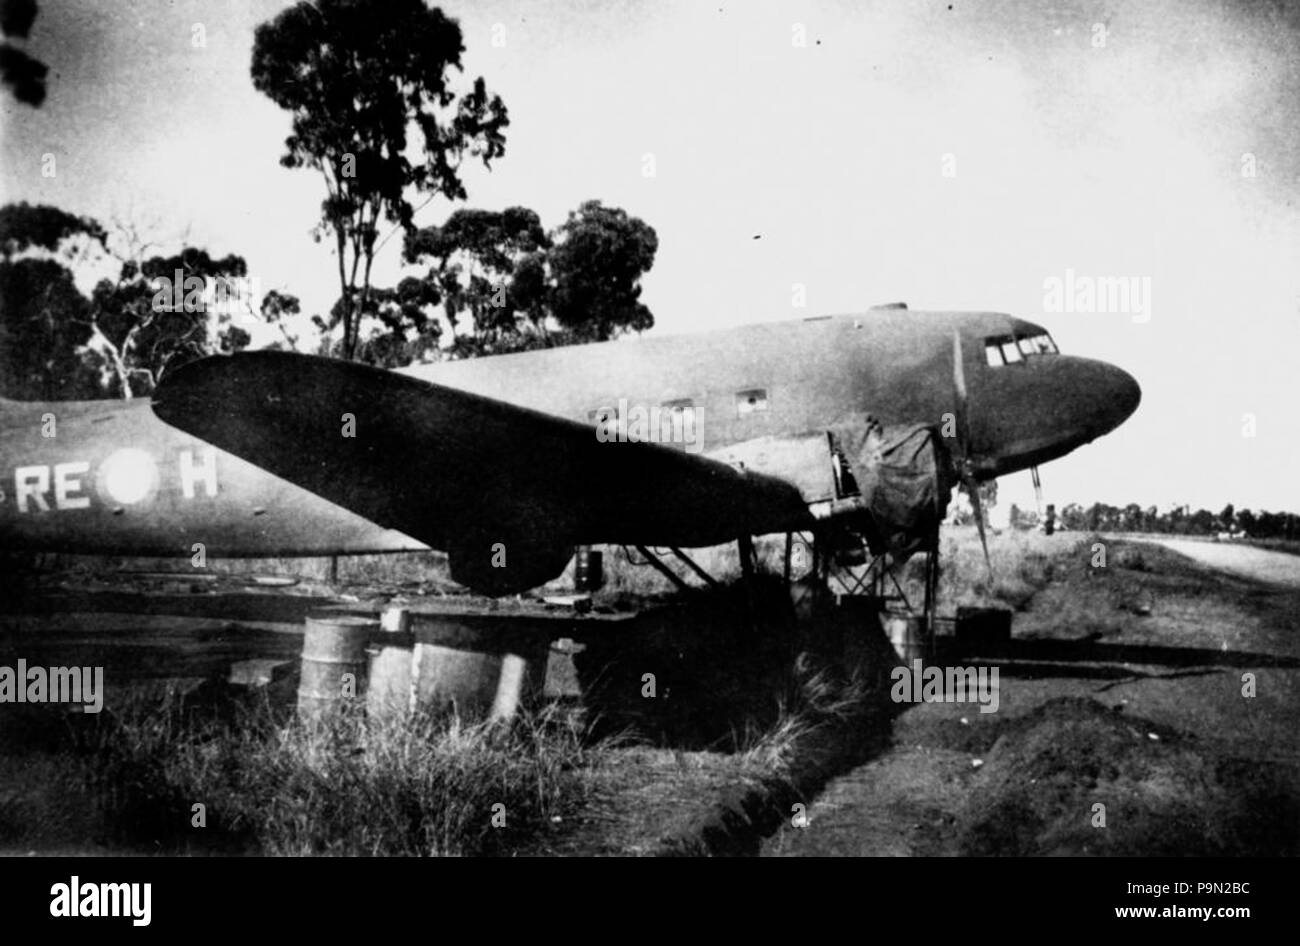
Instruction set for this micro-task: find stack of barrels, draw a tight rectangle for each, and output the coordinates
[296,608,549,723]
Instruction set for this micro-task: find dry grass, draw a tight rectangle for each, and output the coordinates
[14,692,615,856]
[734,651,881,772]
[528,648,895,855]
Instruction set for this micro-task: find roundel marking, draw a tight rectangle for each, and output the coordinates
[98,448,160,505]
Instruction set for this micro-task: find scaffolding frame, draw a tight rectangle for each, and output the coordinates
[783,526,941,643]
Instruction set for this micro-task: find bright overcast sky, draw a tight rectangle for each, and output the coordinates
[2,0,1298,517]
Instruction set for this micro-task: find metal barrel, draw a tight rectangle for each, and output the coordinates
[411,618,551,721]
[297,614,377,720]
[884,611,931,664]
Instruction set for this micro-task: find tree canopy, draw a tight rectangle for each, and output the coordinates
[0,0,47,106]
[549,200,658,340]
[89,246,258,396]
[0,203,298,399]
[251,0,508,358]
[380,199,658,364]
[0,202,106,258]
[0,256,99,399]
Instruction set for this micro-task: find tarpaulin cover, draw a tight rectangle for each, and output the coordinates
[828,418,958,556]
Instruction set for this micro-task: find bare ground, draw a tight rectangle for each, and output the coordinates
[763,533,1300,856]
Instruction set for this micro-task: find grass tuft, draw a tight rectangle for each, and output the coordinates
[70,692,611,856]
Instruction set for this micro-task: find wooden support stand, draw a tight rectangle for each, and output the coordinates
[363,606,551,722]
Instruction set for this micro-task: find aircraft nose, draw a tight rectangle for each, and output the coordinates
[971,353,1141,476]
[1062,357,1140,441]
[1096,362,1141,435]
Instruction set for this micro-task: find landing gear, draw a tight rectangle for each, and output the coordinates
[781,524,942,661]
[628,544,721,591]
[626,523,943,658]
[737,534,757,581]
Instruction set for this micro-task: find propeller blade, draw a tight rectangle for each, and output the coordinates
[966,473,994,580]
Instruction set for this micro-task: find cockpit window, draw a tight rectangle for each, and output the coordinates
[985,333,1058,366]
[1023,333,1058,355]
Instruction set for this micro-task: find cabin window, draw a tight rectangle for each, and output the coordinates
[660,399,700,445]
[736,388,769,416]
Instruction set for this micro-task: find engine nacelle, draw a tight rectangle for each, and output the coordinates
[447,534,576,596]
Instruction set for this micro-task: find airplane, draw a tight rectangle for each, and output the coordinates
[0,306,1140,595]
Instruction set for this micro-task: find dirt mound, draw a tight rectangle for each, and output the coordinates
[958,697,1300,855]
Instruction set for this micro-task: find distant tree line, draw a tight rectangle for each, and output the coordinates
[1008,501,1300,541]
[0,197,657,400]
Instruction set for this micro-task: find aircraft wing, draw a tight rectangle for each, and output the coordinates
[151,352,811,561]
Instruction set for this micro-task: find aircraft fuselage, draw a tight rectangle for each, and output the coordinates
[0,310,1140,558]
